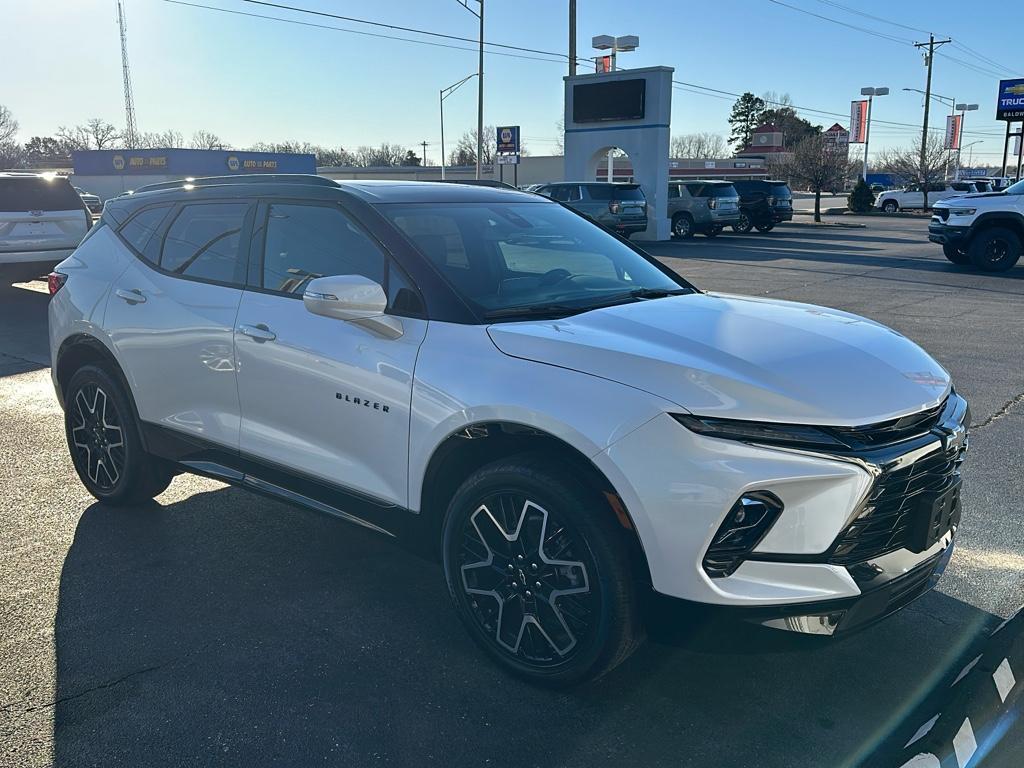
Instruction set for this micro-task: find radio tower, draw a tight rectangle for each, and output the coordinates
[117,0,139,149]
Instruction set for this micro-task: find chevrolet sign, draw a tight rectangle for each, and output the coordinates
[996,78,1024,121]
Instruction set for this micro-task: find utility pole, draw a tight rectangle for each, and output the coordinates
[477,1,484,180]
[914,34,950,208]
[116,0,139,149]
[421,140,428,168]
[568,0,577,76]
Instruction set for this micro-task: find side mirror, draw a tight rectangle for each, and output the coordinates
[303,274,403,339]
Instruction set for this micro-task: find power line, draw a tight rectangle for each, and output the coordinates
[764,0,911,44]
[163,0,570,64]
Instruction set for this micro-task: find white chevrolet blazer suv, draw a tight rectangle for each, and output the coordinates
[49,175,969,685]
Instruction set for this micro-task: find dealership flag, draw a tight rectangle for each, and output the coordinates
[945,114,963,150]
[850,100,869,143]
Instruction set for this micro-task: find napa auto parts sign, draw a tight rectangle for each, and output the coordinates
[996,78,1024,121]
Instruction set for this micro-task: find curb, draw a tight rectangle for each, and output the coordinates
[782,219,866,229]
[886,605,1024,767]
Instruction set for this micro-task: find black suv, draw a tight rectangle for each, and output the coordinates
[731,180,794,233]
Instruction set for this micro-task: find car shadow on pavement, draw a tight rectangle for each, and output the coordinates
[50,485,1014,767]
[0,283,50,377]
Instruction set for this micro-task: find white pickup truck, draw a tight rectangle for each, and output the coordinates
[876,182,978,212]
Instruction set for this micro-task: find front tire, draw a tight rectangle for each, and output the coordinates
[64,365,175,505]
[754,222,775,233]
[882,200,899,213]
[671,213,694,239]
[968,226,1022,272]
[704,225,722,238]
[942,242,971,264]
[732,212,753,234]
[442,456,642,686]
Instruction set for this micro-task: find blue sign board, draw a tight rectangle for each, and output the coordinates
[72,148,317,176]
[496,126,520,155]
[996,78,1024,121]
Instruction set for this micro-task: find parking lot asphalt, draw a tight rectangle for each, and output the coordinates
[1,216,1022,768]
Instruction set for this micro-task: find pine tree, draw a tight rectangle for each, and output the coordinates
[847,178,875,213]
[728,92,766,151]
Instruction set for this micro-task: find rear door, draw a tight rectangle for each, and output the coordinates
[105,199,253,450]
[0,177,90,260]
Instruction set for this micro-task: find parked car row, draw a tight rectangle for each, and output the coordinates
[875,181,993,212]
[530,179,794,239]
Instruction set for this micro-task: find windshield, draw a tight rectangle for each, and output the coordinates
[1004,179,1024,195]
[381,201,688,319]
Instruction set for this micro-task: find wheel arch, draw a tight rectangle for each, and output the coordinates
[969,212,1024,243]
[54,334,132,413]
[417,420,653,585]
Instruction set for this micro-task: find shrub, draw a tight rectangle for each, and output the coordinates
[847,178,876,213]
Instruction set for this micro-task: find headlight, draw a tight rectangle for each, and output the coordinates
[948,207,976,216]
[672,414,847,450]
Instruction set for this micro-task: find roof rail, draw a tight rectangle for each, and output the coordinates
[133,174,336,194]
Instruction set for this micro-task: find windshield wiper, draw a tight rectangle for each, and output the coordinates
[483,303,587,320]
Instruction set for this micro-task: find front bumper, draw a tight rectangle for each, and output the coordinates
[595,396,968,620]
[928,221,970,246]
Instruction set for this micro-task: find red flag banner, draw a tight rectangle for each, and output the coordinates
[850,100,869,143]
[945,114,963,150]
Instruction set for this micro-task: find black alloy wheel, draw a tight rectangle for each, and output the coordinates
[442,458,641,685]
[64,365,175,504]
[732,212,753,233]
[968,227,1022,272]
[672,213,694,239]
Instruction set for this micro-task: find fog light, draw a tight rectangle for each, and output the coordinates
[702,492,783,578]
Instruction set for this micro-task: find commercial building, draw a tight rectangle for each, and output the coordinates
[70,148,317,200]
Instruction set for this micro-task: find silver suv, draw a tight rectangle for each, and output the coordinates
[533,182,648,238]
[667,180,740,238]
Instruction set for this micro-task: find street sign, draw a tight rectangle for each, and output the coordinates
[945,114,963,150]
[850,100,868,143]
[996,78,1024,121]
[496,126,520,155]
[496,153,520,165]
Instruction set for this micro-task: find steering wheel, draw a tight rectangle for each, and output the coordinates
[538,268,574,287]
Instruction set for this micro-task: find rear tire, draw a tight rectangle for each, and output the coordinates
[441,455,642,686]
[942,243,971,264]
[754,223,775,233]
[968,226,1022,272]
[732,213,753,234]
[704,225,722,238]
[671,213,694,239]
[64,365,175,505]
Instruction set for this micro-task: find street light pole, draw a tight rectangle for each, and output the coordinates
[860,87,888,181]
[439,73,477,181]
[457,1,484,180]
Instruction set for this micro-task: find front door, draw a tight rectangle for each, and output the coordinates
[234,201,426,507]
[105,200,253,449]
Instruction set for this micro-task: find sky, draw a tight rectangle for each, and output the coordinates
[2,0,1019,166]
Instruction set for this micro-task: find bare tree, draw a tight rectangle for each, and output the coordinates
[786,134,848,222]
[352,143,408,167]
[190,130,230,150]
[56,119,121,150]
[553,117,564,156]
[670,132,727,159]
[137,129,184,148]
[877,133,949,209]
[0,105,18,145]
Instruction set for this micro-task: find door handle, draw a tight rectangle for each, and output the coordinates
[238,323,277,342]
[114,288,146,304]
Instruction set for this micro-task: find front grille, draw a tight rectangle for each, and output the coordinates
[830,398,947,449]
[829,443,966,565]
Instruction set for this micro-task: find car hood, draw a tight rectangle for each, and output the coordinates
[486,293,950,426]
[938,191,1006,203]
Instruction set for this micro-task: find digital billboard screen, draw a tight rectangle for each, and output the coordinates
[572,79,646,123]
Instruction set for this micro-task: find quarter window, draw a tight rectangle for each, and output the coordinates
[119,205,172,263]
[161,203,249,285]
[262,203,386,295]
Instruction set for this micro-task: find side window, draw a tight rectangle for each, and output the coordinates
[685,183,703,197]
[262,203,386,295]
[161,202,249,285]
[118,205,172,264]
[667,185,680,199]
[566,185,582,202]
[387,263,424,317]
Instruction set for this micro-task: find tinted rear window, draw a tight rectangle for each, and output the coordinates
[586,185,645,201]
[767,183,792,199]
[701,184,739,197]
[0,177,83,211]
